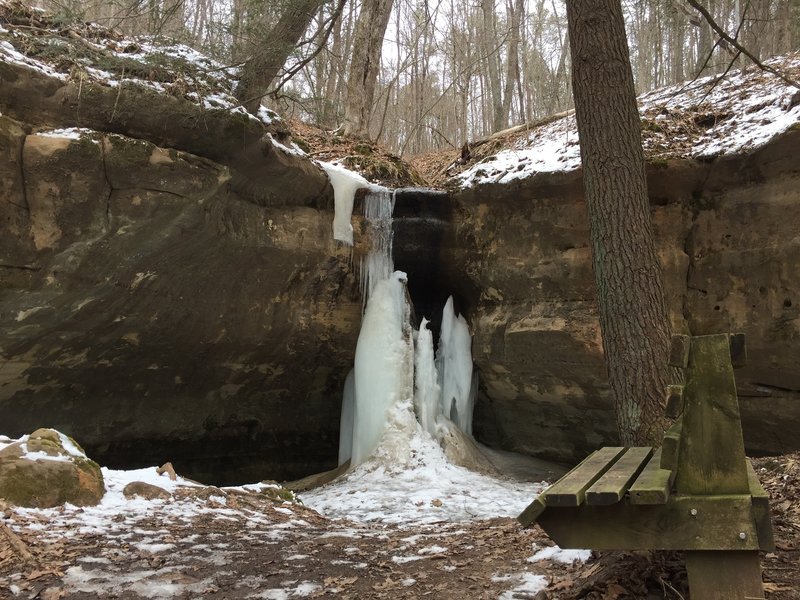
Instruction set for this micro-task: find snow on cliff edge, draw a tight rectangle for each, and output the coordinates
[454,53,800,188]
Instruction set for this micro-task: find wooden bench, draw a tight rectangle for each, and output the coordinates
[518,333,775,600]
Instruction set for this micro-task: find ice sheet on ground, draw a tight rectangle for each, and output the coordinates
[300,405,545,525]
[497,572,549,599]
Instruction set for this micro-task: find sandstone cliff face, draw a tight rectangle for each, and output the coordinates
[458,128,800,462]
[0,115,359,484]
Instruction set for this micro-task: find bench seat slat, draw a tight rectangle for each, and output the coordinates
[543,446,626,507]
[585,447,653,505]
[628,448,675,505]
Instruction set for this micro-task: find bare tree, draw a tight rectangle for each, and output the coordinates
[342,0,395,137]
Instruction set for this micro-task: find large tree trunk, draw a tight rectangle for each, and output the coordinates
[341,0,395,137]
[235,0,326,115]
[565,0,672,446]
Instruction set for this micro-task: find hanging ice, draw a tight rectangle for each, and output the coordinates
[435,296,475,435]
[350,271,415,465]
[318,161,371,245]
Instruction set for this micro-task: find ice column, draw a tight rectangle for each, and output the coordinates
[350,272,414,465]
[414,318,440,438]
[435,296,475,435]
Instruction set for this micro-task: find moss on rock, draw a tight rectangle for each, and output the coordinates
[0,429,105,508]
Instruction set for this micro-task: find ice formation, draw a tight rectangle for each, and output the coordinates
[435,297,475,435]
[414,318,440,438]
[318,161,371,245]
[350,272,414,465]
[334,162,476,468]
[359,188,395,303]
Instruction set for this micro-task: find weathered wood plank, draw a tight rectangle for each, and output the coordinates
[543,447,626,507]
[628,448,674,505]
[685,551,764,599]
[675,334,750,495]
[669,334,690,368]
[585,447,652,505]
[537,495,759,551]
[664,384,685,419]
[660,421,681,471]
[517,496,546,528]
[747,461,776,551]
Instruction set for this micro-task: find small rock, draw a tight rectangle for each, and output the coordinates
[157,462,177,481]
[431,498,443,507]
[123,481,171,501]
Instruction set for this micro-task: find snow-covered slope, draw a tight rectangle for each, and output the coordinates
[454,54,800,188]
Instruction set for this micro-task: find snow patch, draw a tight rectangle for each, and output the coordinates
[455,54,800,188]
[497,572,549,599]
[527,545,591,564]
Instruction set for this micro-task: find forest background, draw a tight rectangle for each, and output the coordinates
[27,0,800,156]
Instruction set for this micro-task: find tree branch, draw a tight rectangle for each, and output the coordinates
[684,0,800,89]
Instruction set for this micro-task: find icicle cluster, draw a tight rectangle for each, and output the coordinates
[359,189,395,306]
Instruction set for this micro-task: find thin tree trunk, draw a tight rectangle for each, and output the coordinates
[502,0,524,125]
[565,0,672,446]
[342,0,395,137]
[480,0,505,132]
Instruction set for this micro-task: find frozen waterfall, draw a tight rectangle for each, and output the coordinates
[327,165,477,468]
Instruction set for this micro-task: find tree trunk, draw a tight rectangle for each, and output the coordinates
[480,0,506,132]
[342,0,395,137]
[235,0,326,115]
[502,0,524,125]
[565,0,672,446]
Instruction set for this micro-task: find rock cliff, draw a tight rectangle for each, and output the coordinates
[0,115,361,484]
[460,130,800,462]
[2,7,799,482]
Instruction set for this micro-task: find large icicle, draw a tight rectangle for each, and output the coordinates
[318,161,371,245]
[414,318,440,438]
[350,271,414,466]
[435,296,475,435]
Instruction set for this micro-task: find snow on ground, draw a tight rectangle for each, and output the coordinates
[1,429,578,599]
[454,53,800,187]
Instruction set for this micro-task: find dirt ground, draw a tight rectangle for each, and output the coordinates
[1,453,797,600]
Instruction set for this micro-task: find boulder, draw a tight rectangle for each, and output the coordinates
[123,481,171,501]
[0,429,104,507]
